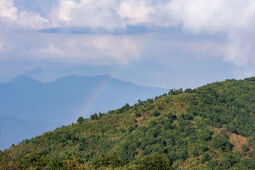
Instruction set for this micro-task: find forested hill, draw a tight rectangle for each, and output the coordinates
[1,78,255,169]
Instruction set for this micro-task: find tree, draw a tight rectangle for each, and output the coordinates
[77,116,85,124]
[238,158,255,169]
[212,133,232,151]
[92,152,124,168]
[131,153,172,170]
[244,77,255,82]
[153,111,161,117]
[184,88,193,93]
[20,152,46,169]
[90,113,99,120]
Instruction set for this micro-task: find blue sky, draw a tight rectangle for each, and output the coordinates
[1,0,255,88]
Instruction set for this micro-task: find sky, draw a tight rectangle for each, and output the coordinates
[1,0,255,88]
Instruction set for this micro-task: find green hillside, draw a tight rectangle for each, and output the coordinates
[1,78,255,169]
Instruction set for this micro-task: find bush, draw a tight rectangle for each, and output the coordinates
[212,134,232,151]
[20,152,46,169]
[219,153,237,169]
[91,152,124,168]
[90,113,99,120]
[131,153,172,170]
[201,153,210,163]
[244,77,255,82]
[207,160,219,170]
[135,113,141,118]
[238,158,255,169]
[65,157,94,169]
[242,144,250,152]
[48,157,64,169]
[168,89,183,95]
[77,116,85,124]
[153,112,161,117]
[147,98,154,103]
[198,129,212,141]
[184,88,193,93]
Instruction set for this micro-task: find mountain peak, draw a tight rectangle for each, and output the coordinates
[51,74,114,84]
[9,75,41,85]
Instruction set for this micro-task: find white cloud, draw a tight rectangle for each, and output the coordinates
[2,0,255,33]
[118,0,154,25]
[2,0,255,76]
[126,0,255,76]
[0,0,17,20]
[50,0,121,29]
[176,0,255,33]
[25,34,144,65]
[0,0,49,29]
[49,0,255,73]
[54,0,76,22]
[31,44,65,57]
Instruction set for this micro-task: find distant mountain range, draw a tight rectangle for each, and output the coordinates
[0,75,166,150]
[0,115,58,150]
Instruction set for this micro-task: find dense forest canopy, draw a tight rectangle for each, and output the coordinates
[1,78,255,169]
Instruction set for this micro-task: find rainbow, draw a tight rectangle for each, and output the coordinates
[73,33,155,121]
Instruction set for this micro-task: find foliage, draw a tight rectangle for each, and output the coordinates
[237,158,255,169]
[212,132,232,151]
[20,152,47,169]
[1,78,255,169]
[90,113,99,120]
[130,153,172,170]
[91,152,124,168]
[77,116,85,124]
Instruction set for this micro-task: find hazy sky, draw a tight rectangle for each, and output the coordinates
[1,0,255,88]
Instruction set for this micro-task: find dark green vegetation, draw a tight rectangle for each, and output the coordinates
[1,78,255,169]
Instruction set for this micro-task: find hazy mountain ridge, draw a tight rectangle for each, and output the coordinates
[0,75,166,150]
[0,75,166,123]
[0,115,59,150]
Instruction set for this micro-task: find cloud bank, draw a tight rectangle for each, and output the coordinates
[3,0,255,32]
[29,34,143,65]
[0,0,49,29]
[1,0,255,78]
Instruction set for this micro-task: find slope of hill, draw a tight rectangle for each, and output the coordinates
[0,75,166,123]
[1,78,255,169]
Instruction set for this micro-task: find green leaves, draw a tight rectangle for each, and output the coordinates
[20,152,47,169]
[212,133,232,152]
[91,152,124,168]
[131,153,172,170]
[77,116,85,124]
[2,78,255,169]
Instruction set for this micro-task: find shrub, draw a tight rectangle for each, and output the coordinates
[20,152,46,169]
[184,88,193,93]
[212,134,232,151]
[131,153,172,170]
[207,160,219,170]
[153,112,161,117]
[219,153,237,169]
[242,144,250,152]
[91,152,124,168]
[244,77,255,82]
[238,158,255,169]
[77,116,85,124]
[135,113,141,118]
[90,113,99,120]
[65,157,94,170]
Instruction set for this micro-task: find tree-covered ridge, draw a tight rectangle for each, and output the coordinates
[1,78,255,169]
